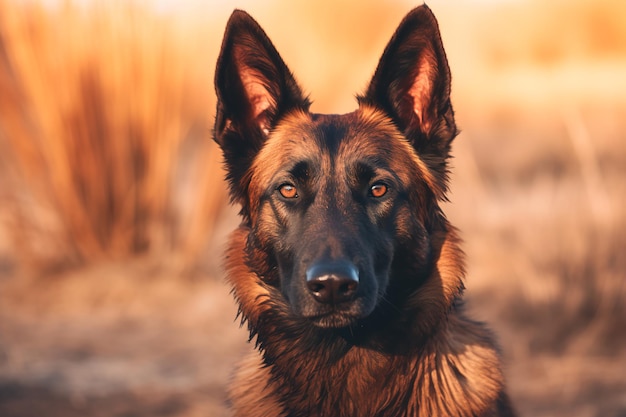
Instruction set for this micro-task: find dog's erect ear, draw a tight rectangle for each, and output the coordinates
[360,5,457,163]
[214,10,309,211]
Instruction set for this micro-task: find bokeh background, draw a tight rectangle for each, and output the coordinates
[0,0,624,416]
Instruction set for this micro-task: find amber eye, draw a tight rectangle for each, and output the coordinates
[370,183,388,198]
[279,184,298,199]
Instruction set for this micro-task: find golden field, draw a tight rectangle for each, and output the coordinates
[0,0,624,416]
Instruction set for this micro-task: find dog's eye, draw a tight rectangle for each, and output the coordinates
[370,183,388,198]
[278,184,298,199]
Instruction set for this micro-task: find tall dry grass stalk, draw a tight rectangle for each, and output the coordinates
[561,106,612,221]
[0,1,225,270]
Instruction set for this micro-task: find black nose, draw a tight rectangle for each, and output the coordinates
[305,261,359,305]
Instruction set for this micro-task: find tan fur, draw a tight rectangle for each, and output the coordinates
[355,105,445,198]
[224,227,273,325]
[228,352,288,417]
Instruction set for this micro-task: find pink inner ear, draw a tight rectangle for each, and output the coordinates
[240,66,274,134]
[408,49,437,133]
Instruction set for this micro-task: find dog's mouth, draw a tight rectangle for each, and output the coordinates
[300,298,374,329]
[305,309,361,329]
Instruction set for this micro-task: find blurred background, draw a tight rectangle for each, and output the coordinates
[0,0,624,416]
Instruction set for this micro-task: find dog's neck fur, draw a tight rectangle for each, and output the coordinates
[225,225,507,417]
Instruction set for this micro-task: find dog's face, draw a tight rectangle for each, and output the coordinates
[214,6,457,329]
[248,109,436,328]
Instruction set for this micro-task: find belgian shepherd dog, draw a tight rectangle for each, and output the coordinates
[213,5,516,417]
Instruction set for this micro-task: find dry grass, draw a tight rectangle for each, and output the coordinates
[0,0,624,416]
[0,0,225,270]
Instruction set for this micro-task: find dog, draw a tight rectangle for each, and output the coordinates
[213,5,516,417]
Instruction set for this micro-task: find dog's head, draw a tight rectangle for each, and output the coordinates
[214,6,458,329]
